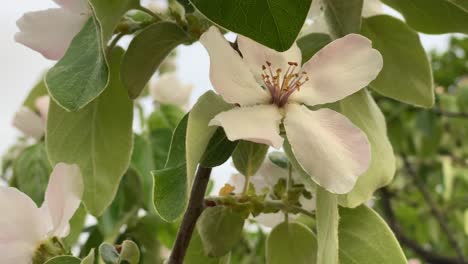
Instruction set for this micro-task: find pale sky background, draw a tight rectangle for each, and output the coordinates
[0,1,454,189]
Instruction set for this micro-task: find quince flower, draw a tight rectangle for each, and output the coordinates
[15,0,91,60]
[0,163,83,264]
[13,96,50,140]
[201,27,383,194]
[150,73,193,109]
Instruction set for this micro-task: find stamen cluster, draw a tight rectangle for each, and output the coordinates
[261,61,309,107]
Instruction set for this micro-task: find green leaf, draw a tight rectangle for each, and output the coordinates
[232,141,269,177]
[47,48,133,216]
[190,0,312,51]
[197,206,245,257]
[13,143,51,206]
[122,22,190,98]
[46,18,108,111]
[266,222,317,264]
[337,90,396,207]
[81,250,95,264]
[186,91,232,189]
[119,240,140,264]
[166,114,189,168]
[152,164,187,222]
[316,187,339,264]
[323,0,363,38]
[150,129,174,170]
[200,128,238,168]
[449,0,468,11]
[339,206,407,264]
[362,15,434,107]
[382,0,468,34]
[98,170,142,240]
[23,76,48,109]
[100,243,120,264]
[64,204,87,247]
[88,0,140,44]
[45,256,81,264]
[130,134,155,211]
[186,230,231,264]
[296,33,332,62]
[152,115,189,222]
[268,151,289,169]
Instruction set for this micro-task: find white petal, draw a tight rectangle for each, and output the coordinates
[304,0,329,34]
[41,163,83,237]
[53,0,90,13]
[237,35,302,81]
[15,8,89,60]
[363,0,384,17]
[12,107,45,140]
[284,104,371,194]
[35,96,50,121]
[290,34,383,106]
[209,105,283,148]
[200,27,270,106]
[150,73,192,108]
[0,188,49,263]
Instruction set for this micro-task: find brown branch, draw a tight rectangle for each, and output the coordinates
[168,166,212,264]
[379,188,467,264]
[402,156,466,263]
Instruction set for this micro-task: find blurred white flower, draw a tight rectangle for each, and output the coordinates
[150,73,193,109]
[12,96,50,140]
[201,27,381,194]
[0,163,83,264]
[408,259,422,264]
[226,159,316,228]
[304,0,384,35]
[15,0,91,60]
[148,0,169,14]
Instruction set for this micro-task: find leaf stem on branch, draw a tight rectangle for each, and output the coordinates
[168,166,212,264]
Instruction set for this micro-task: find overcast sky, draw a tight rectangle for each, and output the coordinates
[0,2,454,189]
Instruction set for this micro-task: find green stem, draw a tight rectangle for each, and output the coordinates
[206,196,315,218]
[242,175,251,195]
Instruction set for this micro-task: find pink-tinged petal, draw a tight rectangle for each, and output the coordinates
[41,163,83,237]
[284,104,371,194]
[237,35,302,81]
[12,107,45,140]
[53,0,90,13]
[150,73,192,108]
[15,8,89,60]
[1,242,36,264]
[0,188,49,263]
[209,105,283,148]
[200,27,270,106]
[290,34,383,106]
[35,96,50,121]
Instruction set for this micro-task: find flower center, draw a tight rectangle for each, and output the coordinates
[261,61,309,107]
